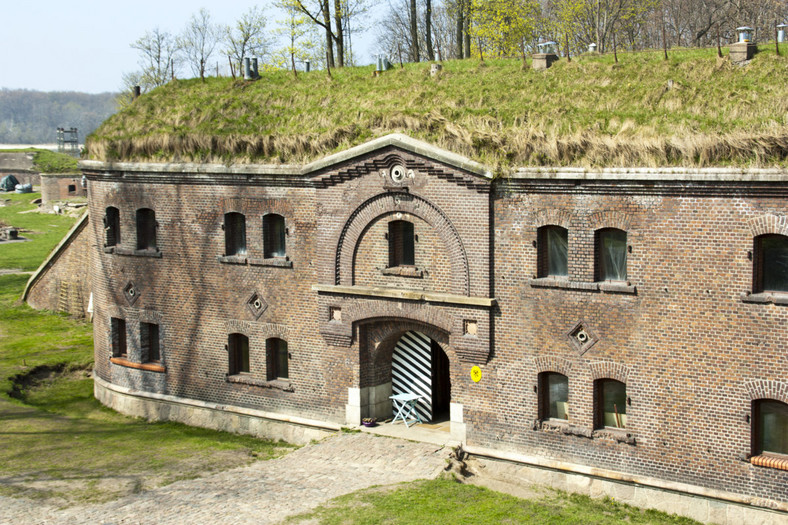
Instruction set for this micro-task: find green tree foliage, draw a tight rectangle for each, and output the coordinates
[470,0,541,61]
[224,6,273,75]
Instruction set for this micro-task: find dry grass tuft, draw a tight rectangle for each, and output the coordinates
[86,44,788,168]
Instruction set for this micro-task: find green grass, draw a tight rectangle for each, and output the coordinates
[0,148,78,173]
[0,202,296,506]
[87,44,788,168]
[285,477,700,524]
[0,192,80,271]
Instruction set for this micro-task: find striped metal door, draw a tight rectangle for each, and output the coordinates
[392,331,433,421]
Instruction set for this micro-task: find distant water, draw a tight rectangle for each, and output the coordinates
[0,144,62,151]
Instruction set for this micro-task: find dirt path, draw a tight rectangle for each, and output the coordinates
[0,432,449,525]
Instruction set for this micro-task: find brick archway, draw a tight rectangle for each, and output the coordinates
[354,317,456,422]
[334,192,470,295]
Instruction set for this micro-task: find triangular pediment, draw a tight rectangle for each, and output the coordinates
[304,133,492,183]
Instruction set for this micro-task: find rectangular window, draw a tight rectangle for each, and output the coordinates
[539,372,569,421]
[596,379,627,429]
[755,399,788,456]
[266,338,288,380]
[538,226,568,277]
[263,214,286,258]
[224,212,247,256]
[140,322,160,362]
[229,333,250,374]
[110,318,127,358]
[755,235,788,293]
[136,208,157,250]
[596,229,627,281]
[388,220,415,267]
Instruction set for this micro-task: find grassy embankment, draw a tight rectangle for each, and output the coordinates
[0,194,294,506]
[87,44,788,169]
[0,148,78,173]
[286,477,699,525]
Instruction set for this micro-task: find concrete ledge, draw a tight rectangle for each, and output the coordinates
[94,374,340,445]
[464,444,788,523]
[312,284,497,307]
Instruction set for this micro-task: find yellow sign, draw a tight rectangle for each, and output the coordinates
[470,366,482,383]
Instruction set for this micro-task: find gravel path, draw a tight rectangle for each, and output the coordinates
[0,432,449,525]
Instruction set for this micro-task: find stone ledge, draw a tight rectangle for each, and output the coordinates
[227,374,295,392]
[741,291,788,305]
[530,278,636,295]
[113,247,162,258]
[381,266,424,278]
[248,257,293,268]
[313,284,496,307]
[110,357,166,373]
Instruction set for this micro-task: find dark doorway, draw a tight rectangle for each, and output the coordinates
[431,339,451,420]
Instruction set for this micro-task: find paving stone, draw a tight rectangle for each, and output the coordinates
[0,433,447,525]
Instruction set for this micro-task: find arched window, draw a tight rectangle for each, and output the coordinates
[224,212,247,256]
[136,208,157,251]
[753,399,788,456]
[228,333,250,375]
[263,214,286,258]
[388,220,415,267]
[266,338,288,380]
[754,234,788,293]
[104,206,120,247]
[537,225,568,277]
[595,379,627,429]
[538,372,569,421]
[595,228,627,281]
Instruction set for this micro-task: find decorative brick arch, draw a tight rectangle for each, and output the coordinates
[533,209,574,229]
[335,192,470,295]
[589,361,630,383]
[747,214,788,237]
[743,379,788,405]
[343,301,453,334]
[356,317,455,390]
[587,210,633,232]
[534,356,573,376]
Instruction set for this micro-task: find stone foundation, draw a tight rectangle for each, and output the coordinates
[94,374,339,445]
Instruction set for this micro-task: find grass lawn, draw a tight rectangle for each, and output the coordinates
[0,192,80,271]
[285,478,700,525]
[0,197,295,506]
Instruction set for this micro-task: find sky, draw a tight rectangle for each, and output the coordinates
[0,1,383,94]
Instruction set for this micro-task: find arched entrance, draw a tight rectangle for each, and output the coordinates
[391,331,451,422]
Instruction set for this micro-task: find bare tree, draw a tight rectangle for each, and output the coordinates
[410,0,422,61]
[180,8,220,81]
[284,0,346,67]
[131,28,180,90]
[425,0,435,60]
[225,6,272,72]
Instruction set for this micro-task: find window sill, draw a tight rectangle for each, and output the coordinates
[226,374,294,392]
[110,357,166,373]
[741,291,788,305]
[529,278,636,295]
[538,420,593,438]
[218,255,248,265]
[381,266,423,278]
[249,257,292,268]
[592,428,636,445]
[113,247,162,258]
[750,454,788,471]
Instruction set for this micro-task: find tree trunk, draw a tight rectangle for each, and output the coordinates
[426,0,435,61]
[323,0,335,68]
[456,0,464,59]
[463,2,471,58]
[334,0,344,67]
[410,0,420,62]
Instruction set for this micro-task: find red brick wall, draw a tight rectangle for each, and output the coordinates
[26,213,91,316]
[83,148,788,505]
[41,174,86,203]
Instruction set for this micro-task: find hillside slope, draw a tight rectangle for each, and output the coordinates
[86,45,788,169]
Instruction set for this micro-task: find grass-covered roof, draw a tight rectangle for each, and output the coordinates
[86,44,788,169]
